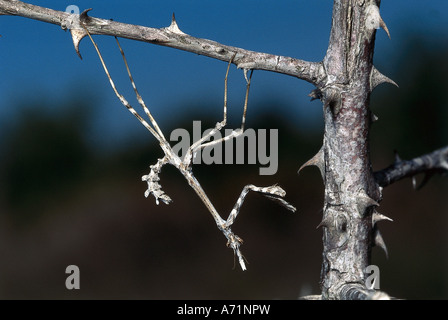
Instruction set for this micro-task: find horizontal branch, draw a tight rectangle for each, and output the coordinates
[0,0,325,85]
[374,146,448,188]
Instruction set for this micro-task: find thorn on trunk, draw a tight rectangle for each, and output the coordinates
[298,146,325,180]
[372,210,393,226]
[357,190,379,217]
[323,87,340,114]
[379,18,391,39]
[374,228,388,258]
[365,4,391,39]
[309,88,323,101]
[370,66,398,92]
[316,216,331,229]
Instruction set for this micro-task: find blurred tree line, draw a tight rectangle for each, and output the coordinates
[0,35,446,299]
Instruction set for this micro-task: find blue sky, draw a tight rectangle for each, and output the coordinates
[1,1,448,150]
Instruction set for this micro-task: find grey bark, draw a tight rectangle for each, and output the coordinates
[313,0,384,299]
[1,0,447,299]
[312,1,443,299]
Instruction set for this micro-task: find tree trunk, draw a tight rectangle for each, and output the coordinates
[317,0,385,299]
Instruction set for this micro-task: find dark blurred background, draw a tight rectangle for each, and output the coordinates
[0,1,447,299]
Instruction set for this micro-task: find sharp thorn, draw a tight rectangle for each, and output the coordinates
[70,9,93,59]
[379,18,391,39]
[167,12,184,34]
[394,149,402,163]
[317,216,331,229]
[70,29,87,59]
[366,5,391,39]
[298,146,325,179]
[357,190,379,217]
[374,228,389,258]
[370,66,398,91]
[80,8,92,22]
[412,176,417,190]
[309,88,323,102]
[415,173,434,190]
[323,89,338,108]
[372,211,393,226]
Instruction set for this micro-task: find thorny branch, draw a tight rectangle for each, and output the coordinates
[81,22,296,271]
[0,0,325,85]
[374,146,448,189]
